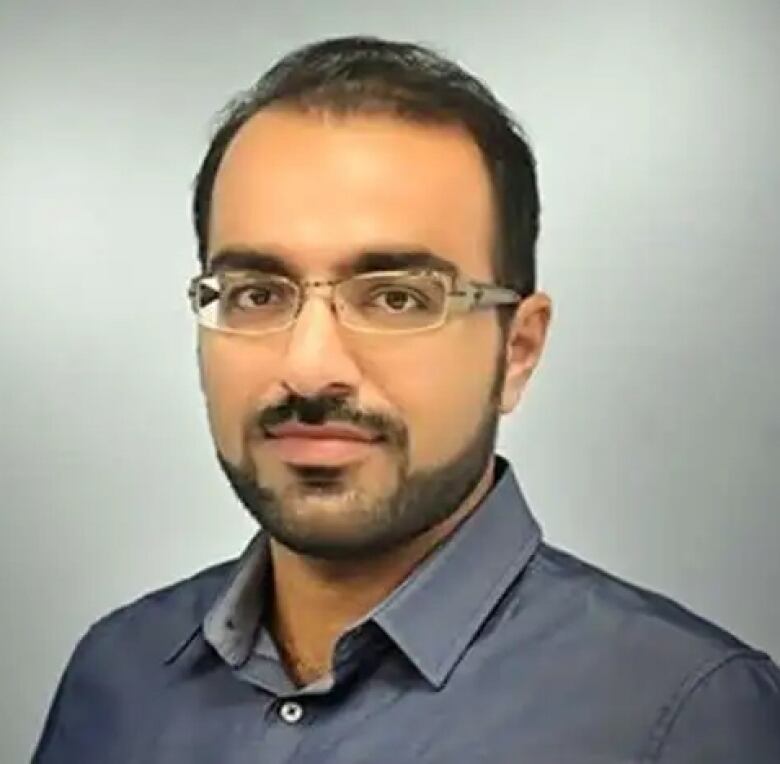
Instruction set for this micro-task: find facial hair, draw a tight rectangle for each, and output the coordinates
[216,357,506,561]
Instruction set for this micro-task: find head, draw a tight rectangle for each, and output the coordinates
[192,36,551,560]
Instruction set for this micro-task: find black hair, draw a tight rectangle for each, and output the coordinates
[192,36,540,306]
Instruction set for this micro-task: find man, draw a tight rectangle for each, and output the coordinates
[33,36,780,763]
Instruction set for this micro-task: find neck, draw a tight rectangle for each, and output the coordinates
[268,457,495,686]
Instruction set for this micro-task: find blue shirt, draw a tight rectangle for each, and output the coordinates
[32,456,780,762]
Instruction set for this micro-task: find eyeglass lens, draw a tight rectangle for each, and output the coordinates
[195,271,448,333]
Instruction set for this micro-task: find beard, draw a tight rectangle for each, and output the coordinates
[215,359,505,561]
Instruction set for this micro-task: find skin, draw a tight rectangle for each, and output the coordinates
[200,107,551,684]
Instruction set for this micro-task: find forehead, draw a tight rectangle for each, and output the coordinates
[208,108,496,279]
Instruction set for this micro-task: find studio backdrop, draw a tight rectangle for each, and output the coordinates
[1,1,778,761]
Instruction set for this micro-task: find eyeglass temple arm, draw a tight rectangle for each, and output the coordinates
[448,281,523,313]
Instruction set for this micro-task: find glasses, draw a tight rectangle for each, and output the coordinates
[187,268,522,336]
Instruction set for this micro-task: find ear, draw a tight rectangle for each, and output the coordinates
[498,292,552,414]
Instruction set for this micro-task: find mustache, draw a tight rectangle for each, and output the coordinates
[251,393,407,447]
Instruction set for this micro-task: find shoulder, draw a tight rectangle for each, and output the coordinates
[525,542,755,658]
[519,543,780,760]
[74,556,237,667]
[31,558,238,762]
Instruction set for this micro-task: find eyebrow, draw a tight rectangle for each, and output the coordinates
[208,249,300,279]
[207,247,459,279]
[347,250,458,278]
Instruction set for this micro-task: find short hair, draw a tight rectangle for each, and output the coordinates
[192,36,540,302]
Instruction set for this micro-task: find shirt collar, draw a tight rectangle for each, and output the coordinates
[165,455,542,689]
[201,531,270,668]
[370,455,541,688]
[161,531,269,668]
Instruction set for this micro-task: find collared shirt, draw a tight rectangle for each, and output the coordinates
[32,456,780,763]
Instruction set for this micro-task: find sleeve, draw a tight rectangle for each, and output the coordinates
[652,651,780,763]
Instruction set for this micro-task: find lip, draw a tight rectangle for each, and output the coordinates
[266,423,380,442]
[264,423,382,466]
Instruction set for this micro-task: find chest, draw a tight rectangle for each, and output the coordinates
[120,657,649,764]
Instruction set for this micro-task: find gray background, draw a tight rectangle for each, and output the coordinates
[1,1,778,760]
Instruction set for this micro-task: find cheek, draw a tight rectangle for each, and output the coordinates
[368,320,501,466]
[199,335,277,461]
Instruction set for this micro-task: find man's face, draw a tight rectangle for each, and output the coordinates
[200,108,528,559]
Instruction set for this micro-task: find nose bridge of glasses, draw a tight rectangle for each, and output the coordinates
[300,277,338,297]
[292,277,350,326]
[293,278,344,319]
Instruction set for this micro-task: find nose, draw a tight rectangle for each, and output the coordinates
[278,290,362,399]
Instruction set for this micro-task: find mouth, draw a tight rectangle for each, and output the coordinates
[263,423,383,467]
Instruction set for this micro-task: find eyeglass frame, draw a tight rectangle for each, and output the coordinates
[187,267,524,336]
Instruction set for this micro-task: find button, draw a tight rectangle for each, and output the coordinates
[279,700,304,724]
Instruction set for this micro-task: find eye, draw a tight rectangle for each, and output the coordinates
[228,284,287,310]
[369,287,429,313]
